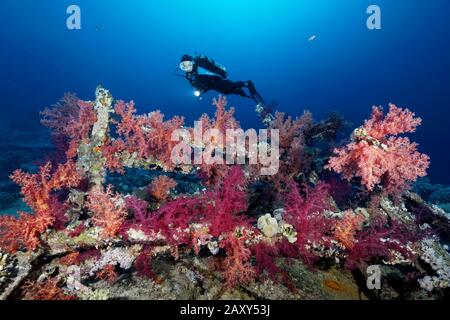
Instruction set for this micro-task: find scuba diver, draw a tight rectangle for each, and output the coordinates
[177,54,266,106]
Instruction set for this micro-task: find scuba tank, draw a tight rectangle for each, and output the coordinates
[194,54,228,79]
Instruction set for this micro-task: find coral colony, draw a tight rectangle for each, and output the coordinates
[0,85,449,300]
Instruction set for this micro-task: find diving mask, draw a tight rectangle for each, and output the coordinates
[180,60,194,73]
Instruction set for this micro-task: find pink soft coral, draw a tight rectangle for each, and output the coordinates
[142,194,207,246]
[104,97,240,185]
[119,168,252,289]
[0,161,82,252]
[40,93,81,135]
[326,104,430,194]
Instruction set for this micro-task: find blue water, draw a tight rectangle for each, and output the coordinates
[0,0,449,183]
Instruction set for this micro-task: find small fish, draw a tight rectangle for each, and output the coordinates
[323,279,347,292]
[308,35,317,42]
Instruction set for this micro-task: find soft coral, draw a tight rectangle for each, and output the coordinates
[111,100,185,170]
[269,111,313,189]
[252,241,294,289]
[333,210,365,249]
[220,232,256,288]
[207,166,249,237]
[41,94,97,160]
[86,185,127,239]
[197,96,240,149]
[345,216,422,270]
[326,104,430,194]
[148,175,177,202]
[0,161,82,253]
[23,278,76,300]
[124,166,250,249]
[196,96,241,187]
[282,181,335,265]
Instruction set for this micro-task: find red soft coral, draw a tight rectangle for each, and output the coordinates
[196,96,241,187]
[326,104,430,194]
[102,139,127,174]
[283,181,335,265]
[23,278,76,300]
[142,194,206,246]
[268,111,313,190]
[112,100,184,170]
[252,242,294,289]
[220,232,255,288]
[86,185,127,239]
[109,97,239,186]
[148,176,177,202]
[59,252,80,266]
[345,216,422,270]
[96,264,119,284]
[10,161,81,214]
[40,93,81,135]
[0,212,53,253]
[333,210,365,249]
[197,96,240,149]
[125,166,250,249]
[135,247,155,279]
[207,166,249,237]
[0,161,82,252]
[41,94,97,160]
[139,111,184,169]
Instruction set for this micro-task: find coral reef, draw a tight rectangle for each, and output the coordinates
[0,87,448,300]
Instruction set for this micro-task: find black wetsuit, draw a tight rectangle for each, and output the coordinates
[182,54,265,105]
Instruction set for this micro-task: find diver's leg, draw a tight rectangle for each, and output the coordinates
[213,79,253,98]
[212,79,265,104]
[234,81,254,98]
[245,80,266,105]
